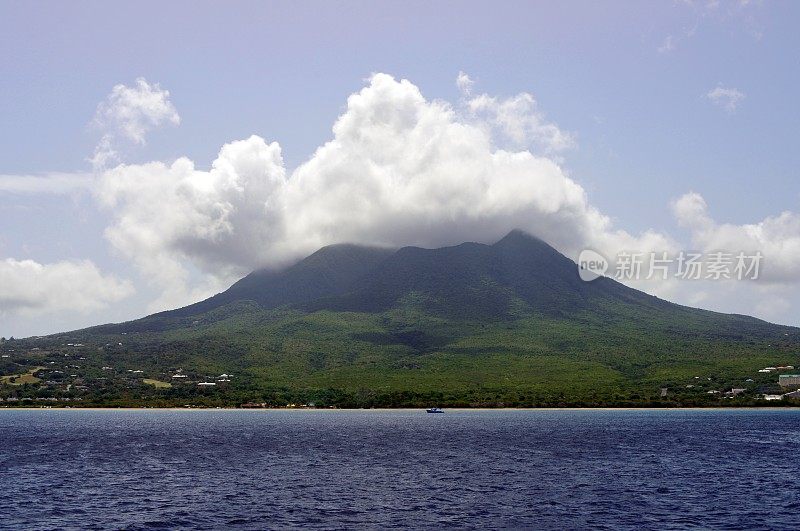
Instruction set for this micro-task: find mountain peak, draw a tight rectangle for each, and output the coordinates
[492,229,560,257]
[500,228,531,239]
[494,229,546,246]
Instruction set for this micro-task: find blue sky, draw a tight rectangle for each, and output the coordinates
[2,0,799,337]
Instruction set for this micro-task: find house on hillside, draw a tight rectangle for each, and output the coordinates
[778,375,800,388]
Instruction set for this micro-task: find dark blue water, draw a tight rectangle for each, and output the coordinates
[1,409,798,529]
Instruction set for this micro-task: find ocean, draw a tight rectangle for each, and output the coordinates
[1,409,798,529]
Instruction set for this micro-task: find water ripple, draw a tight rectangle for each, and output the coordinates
[1,409,799,529]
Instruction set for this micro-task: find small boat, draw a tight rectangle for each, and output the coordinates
[426,407,444,414]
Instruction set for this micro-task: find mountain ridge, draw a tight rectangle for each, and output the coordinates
[109,229,778,335]
[7,229,797,408]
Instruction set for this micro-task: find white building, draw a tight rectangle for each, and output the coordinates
[779,375,800,387]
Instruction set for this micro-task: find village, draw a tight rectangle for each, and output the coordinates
[0,337,238,405]
[1,337,799,407]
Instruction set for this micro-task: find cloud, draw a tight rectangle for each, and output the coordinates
[97,135,287,311]
[90,78,180,170]
[464,93,575,153]
[90,73,799,325]
[457,75,575,154]
[97,73,667,310]
[0,258,134,316]
[672,191,714,230]
[456,71,474,96]
[673,192,800,282]
[706,85,745,113]
[0,172,94,194]
[11,73,792,325]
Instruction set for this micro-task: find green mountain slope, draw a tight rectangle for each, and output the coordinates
[3,230,798,407]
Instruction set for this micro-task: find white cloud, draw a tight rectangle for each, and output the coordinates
[456,72,574,153]
[90,78,180,170]
[582,190,800,326]
[97,135,287,311]
[0,258,133,316]
[459,77,576,154]
[97,73,667,310]
[9,73,794,326]
[673,192,800,283]
[672,191,714,230]
[0,172,94,194]
[706,85,745,112]
[456,71,474,96]
[465,93,575,153]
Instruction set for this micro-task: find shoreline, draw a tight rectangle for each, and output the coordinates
[2,406,799,412]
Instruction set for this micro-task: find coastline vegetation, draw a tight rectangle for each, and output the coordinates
[1,306,797,409]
